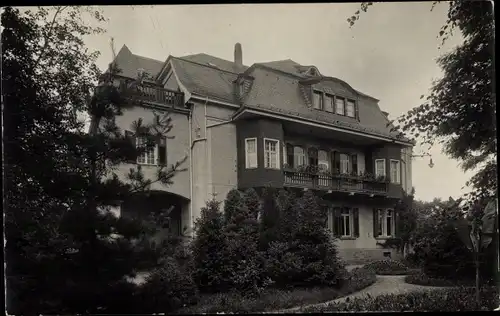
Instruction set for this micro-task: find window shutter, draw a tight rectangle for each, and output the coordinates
[351,154,358,175]
[333,151,340,174]
[373,208,379,238]
[333,207,341,237]
[353,208,360,237]
[158,135,167,165]
[125,130,136,163]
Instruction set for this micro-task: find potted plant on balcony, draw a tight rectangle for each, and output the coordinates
[375,175,387,183]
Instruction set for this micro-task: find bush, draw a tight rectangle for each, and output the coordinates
[364,259,409,275]
[301,286,500,312]
[135,258,199,313]
[177,266,377,314]
[342,266,377,293]
[265,190,345,288]
[405,273,474,287]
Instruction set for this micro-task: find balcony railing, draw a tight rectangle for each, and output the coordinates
[136,84,184,108]
[112,79,185,108]
[283,165,388,195]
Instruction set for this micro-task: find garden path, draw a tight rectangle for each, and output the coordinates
[276,274,453,313]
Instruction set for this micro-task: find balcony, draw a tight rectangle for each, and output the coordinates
[112,79,185,109]
[283,165,388,196]
[136,84,184,108]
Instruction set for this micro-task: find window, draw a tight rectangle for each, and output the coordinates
[335,97,345,115]
[390,160,401,184]
[245,138,257,168]
[376,209,394,237]
[137,137,157,165]
[318,150,329,171]
[340,208,352,237]
[308,147,318,166]
[293,146,306,167]
[264,138,280,169]
[340,153,350,174]
[375,159,386,178]
[346,100,356,117]
[313,91,323,110]
[325,94,334,112]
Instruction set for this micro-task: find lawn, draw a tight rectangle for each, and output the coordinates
[175,266,377,314]
[299,286,500,312]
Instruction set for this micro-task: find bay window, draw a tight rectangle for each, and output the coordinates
[264,138,280,169]
[375,159,386,178]
[245,138,257,169]
[390,159,401,184]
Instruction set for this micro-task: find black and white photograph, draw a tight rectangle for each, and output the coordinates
[2,2,498,313]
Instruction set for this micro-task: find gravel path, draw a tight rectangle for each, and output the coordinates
[275,274,452,313]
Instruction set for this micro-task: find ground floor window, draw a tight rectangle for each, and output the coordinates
[375,209,394,237]
[332,207,359,238]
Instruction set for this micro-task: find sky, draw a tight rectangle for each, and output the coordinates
[77,2,471,202]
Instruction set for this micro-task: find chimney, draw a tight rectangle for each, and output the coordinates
[234,42,243,68]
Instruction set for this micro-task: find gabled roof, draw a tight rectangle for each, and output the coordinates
[111,46,411,144]
[111,45,164,80]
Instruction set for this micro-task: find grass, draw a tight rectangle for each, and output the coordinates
[299,286,500,312]
[405,272,475,287]
[175,266,377,314]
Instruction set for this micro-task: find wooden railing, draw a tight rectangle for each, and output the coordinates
[283,169,388,195]
[113,79,185,108]
[136,84,184,107]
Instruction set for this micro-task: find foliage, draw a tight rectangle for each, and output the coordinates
[224,189,269,296]
[364,260,409,275]
[177,266,376,314]
[302,286,500,312]
[266,190,345,288]
[3,6,189,314]
[348,1,496,201]
[243,187,261,219]
[259,187,281,251]
[191,199,231,293]
[405,273,473,287]
[135,257,199,313]
[223,189,244,223]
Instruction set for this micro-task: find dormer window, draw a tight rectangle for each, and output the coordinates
[311,91,357,119]
[313,91,323,110]
[346,100,356,117]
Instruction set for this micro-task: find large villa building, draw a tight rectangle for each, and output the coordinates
[108,43,414,263]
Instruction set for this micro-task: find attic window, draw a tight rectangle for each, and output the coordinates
[308,68,317,76]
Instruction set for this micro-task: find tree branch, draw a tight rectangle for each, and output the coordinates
[33,6,68,70]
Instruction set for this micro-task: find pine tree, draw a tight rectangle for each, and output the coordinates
[224,188,244,223]
[191,199,231,293]
[224,190,266,295]
[3,7,188,314]
[292,190,345,287]
[243,188,261,219]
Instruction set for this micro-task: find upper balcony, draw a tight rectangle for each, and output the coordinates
[111,77,185,109]
[283,165,388,196]
[136,84,184,108]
